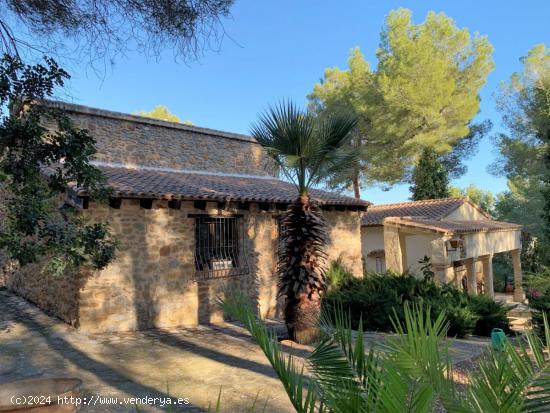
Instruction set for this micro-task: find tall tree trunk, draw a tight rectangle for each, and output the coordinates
[278,195,328,344]
[353,173,361,199]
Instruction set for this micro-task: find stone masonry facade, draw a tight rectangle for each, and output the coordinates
[5,200,363,332]
[2,102,365,332]
[46,102,277,176]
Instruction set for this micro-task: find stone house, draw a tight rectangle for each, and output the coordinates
[3,102,368,332]
[361,197,524,302]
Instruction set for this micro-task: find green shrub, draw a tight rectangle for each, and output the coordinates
[468,294,510,336]
[323,269,510,338]
[525,269,550,340]
[325,258,355,292]
[445,306,478,337]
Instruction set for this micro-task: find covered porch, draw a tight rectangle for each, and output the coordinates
[382,216,524,302]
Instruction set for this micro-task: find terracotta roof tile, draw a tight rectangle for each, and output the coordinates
[383,217,521,234]
[362,197,475,225]
[75,165,370,207]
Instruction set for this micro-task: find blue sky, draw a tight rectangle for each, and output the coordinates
[61,0,550,204]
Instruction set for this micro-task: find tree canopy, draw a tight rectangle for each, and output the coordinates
[410,147,450,201]
[0,55,116,273]
[450,184,495,214]
[135,105,192,124]
[0,0,234,66]
[491,44,550,238]
[309,9,494,195]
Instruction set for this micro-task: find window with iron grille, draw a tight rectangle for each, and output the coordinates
[194,216,249,279]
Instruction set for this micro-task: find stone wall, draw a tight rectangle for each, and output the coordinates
[3,199,363,333]
[76,201,363,333]
[45,102,277,177]
[75,200,285,332]
[3,261,85,326]
[75,200,266,332]
[324,209,364,277]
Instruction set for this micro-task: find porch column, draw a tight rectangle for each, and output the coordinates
[482,254,494,299]
[384,226,406,273]
[436,264,455,285]
[511,249,525,302]
[465,257,477,295]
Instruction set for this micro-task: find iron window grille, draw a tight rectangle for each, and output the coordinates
[194,216,249,279]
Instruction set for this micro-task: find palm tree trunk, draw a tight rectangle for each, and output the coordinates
[278,195,328,344]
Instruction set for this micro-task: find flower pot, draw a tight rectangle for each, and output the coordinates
[505,281,514,293]
[0,378,82,412]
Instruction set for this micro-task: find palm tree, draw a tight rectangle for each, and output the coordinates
[221,288,550,413]
[251,102,358,344]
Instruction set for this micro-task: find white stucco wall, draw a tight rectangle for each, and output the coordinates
[444,203,488,221]
[404,233,441,275]
[462,230,522,258]
[361,226,385,272]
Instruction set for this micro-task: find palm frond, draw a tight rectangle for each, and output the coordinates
[522,313,550,412]
[464,313,550,413]
[251,101,357,194]
[306,112,359,188]
[222,287,550,413]
[308,305,382,412]
[375,304,458,413]
[219,288,325,413]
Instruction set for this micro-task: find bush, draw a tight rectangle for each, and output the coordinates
[445,306,478,337]
[468,294,510,336]
[525,269,550,340]
[323,269,510,338]
[326,258,355,292]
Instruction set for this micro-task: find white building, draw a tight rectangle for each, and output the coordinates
[361,197,524,302]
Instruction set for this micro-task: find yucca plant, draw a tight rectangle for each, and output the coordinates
[221,288,550,412]
[251,102,358,344]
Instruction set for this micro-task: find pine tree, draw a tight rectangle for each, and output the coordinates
[410,148,450,200]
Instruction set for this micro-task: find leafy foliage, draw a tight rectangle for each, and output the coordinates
[222,288,550,413]
[323,270,509,338]
[419,256,435,282]
[325,258,355,292]
[309,9,494,191]
[410,147,450,201]
[220,287,323,413]
[441,119,493,179]
[450,184,495,215]
[251,102,358,196]
[526,269,550,340]
[0,0,235,66]
[0,54,116,273]
[495,179,546,237]
[251,102,357,343]
[307,48,374,197]
[468,294,510,337]
[492,44,550,242]
[135,105,193,125]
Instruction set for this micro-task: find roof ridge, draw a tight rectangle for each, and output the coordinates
[40,100,258,144]
[90,161,278,181]
[384,216,521,234]
[368,197,466,209]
